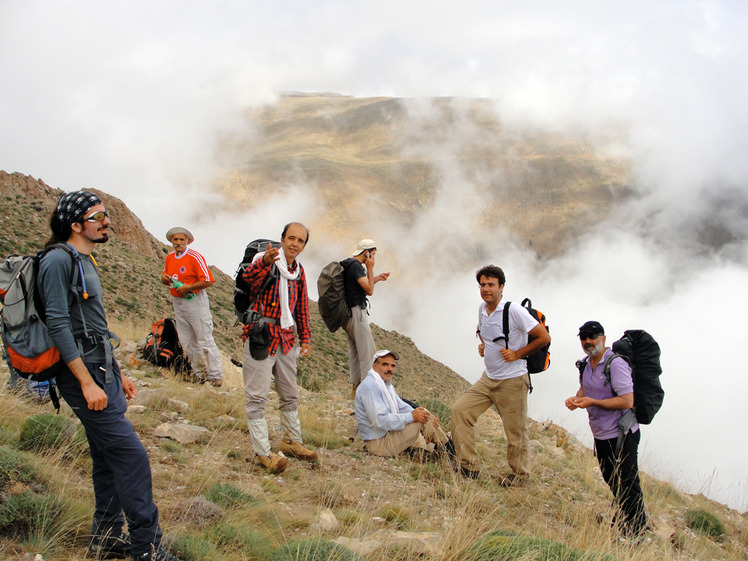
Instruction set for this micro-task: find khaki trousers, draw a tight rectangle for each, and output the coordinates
[451,372,530,475]
[364,414,449,457]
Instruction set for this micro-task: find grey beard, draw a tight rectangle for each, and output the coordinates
[583,340,604,357]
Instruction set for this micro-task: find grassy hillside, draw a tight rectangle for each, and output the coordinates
[1,171,746,560]
[0,171,467,405]
[1,330,746,561]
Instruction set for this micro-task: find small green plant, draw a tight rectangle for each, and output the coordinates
[0,489,63,539]
[170,534,218,561]
[205,483,260,509]
[419,397,452,427]
[0,445,37,485]
[18,413,76,453]
[464,531,615,561]
[686,508,725,540]
[270,538,363,561]
[207,522,275,559]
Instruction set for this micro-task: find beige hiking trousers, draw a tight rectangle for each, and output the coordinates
[364,414,448,457]
[451,372,531,475]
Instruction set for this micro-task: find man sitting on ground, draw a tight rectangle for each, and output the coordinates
[355,350,449,458]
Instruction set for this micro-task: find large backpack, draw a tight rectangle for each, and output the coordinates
[576,329,664,425]
[233,239,278,324]
[0,243,82,410]
[142,317,191,372]
[500,298,551,374]
[316,258,355,333]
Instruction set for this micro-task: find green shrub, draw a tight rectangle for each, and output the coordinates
[171,534,218,561]
[205,483,260,509]
[419,397,452,428]
[207,522,275,559]
[18,413,76,453]
[465,531,614,561]
[270,538,362,561]
[0,446,37,485]
[686,509,725,540]
[0,490,62,539]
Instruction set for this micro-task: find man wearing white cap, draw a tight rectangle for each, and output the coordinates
[343,239,390,393]
[355,350,449,457]
[160,227,223,387]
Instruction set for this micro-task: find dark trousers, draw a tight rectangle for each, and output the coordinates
[595,429,647,536]
[56,359,162,555]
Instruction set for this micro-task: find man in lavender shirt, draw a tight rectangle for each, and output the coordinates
[565,321,649,541]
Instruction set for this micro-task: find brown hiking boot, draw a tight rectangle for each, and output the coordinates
[498,473,529,488]
[256,453,289,473]
[280,439,318,461]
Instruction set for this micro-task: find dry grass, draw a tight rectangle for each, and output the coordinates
[0,325,746,561]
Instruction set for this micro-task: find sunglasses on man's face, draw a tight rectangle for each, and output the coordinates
[83,211,109,222]
[579,333,602,341]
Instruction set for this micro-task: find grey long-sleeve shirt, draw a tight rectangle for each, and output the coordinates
[38,245,109,363]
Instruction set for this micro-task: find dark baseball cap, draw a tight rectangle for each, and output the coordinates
[578,321,605,336]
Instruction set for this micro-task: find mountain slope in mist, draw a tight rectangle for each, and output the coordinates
[0,170,468,405]
[213,94,631,258]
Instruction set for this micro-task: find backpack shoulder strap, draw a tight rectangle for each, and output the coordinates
[601,352,626,396]
[40,242,92,339]
[576,357,588,386]
[501,301,512,349]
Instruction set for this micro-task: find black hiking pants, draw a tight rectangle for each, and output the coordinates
[594,429,647,537]
[55,358,162,556]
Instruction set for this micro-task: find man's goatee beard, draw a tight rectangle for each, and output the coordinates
[93,233,109,243]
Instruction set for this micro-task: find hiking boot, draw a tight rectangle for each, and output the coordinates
[208,378,223,388]
[406,447,432,463]
[435,438,457,460]
[88,531,131,559]
[280,439,318,461]
[458,466,480,479]
[131,545,184,561]
[186,373,206,385]
[498,473,529,488]
[257,453,289,473]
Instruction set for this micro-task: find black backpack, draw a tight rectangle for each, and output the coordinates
[498,298,551,374]
[316,258,355,333]
[233,239,278,324]
[142,317,191,373]
[576,329,664,425]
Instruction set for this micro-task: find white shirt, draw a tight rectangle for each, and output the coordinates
[478,297,538,380]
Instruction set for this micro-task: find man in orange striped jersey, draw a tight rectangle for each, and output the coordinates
[160,227,223,387]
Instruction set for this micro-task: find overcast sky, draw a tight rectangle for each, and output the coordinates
[2,1,747,510]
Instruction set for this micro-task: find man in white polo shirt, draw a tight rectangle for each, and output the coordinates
[451,265,550,485]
